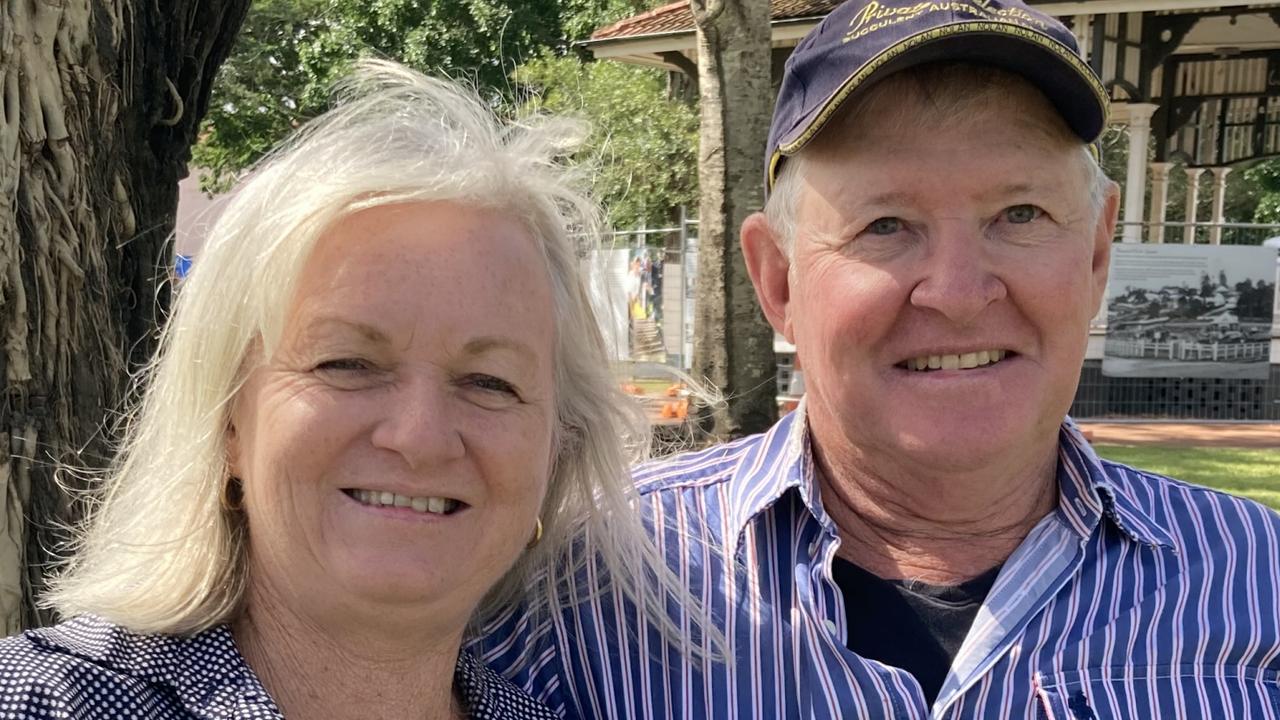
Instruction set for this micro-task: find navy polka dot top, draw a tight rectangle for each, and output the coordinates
[0,615,557,718]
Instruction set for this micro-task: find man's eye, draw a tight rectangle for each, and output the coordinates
[867,217,903,235]
[1005,205,1043,224]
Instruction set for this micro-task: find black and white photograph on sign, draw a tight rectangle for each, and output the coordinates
[1103,244,1277,379]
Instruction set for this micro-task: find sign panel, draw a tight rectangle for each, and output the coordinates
[1102,244,1277,379]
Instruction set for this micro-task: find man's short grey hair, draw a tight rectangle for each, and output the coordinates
[764,64,1115,257]
[46,60,713,655]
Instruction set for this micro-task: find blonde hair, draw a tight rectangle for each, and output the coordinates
[45,60,704,652]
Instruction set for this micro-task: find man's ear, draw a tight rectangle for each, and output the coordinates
[1090,180,1121,314]
[741,211,795,342]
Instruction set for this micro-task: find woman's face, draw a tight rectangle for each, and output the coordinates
[228,201,557,636]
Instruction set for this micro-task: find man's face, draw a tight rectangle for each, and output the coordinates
[768,83,1116,473]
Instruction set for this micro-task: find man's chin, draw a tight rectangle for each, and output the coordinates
[885,413,1056,472]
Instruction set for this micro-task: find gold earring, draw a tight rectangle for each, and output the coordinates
[526,518,543,549]
[220,476,244,512]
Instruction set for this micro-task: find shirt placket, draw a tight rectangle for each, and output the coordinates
[796,510,928,720]
[932,511,1092,719]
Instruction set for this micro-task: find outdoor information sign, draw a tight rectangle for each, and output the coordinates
[1102,244,1277,379]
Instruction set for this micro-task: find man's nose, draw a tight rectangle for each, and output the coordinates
[907,227,1008,325]
[370,377,466,469]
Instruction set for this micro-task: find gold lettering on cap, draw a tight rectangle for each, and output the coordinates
[842,0,1050,43]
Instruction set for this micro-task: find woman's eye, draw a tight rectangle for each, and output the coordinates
[1004,204,1043,224]
[315,358,369,372]
[867,217,903,235]
[467,375,519,398]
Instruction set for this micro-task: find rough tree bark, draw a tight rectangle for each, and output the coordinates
[689,0,777,440]
[0,0,250,630]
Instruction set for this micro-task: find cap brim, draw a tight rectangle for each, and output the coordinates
[769,22,1109,189]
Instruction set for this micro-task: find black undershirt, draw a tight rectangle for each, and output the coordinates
[830,557,1002,706]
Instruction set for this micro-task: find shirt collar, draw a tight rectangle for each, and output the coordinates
[723,398,825,539]
[725,404,1177,551]
[1055,418,1178,550]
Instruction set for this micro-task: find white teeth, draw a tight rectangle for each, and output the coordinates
[904,349,1011,372]
[350,490,459,515]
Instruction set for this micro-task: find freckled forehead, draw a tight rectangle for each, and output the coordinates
[286,202,556,342]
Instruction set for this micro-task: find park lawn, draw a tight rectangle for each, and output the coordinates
[1093,445,1280,510]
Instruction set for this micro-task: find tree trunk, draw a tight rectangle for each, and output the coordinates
[0,0,249,630]
[689,0,777,440]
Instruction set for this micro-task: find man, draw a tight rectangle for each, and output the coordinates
[479,0,1280,717]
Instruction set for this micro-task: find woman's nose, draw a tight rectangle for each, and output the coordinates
[369,377,466,469]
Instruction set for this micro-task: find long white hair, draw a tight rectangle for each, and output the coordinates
[45,60,707,654]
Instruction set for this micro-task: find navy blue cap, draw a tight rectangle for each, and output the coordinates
[766,0,1108,192]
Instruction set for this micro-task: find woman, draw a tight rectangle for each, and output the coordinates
[0,61,691,718]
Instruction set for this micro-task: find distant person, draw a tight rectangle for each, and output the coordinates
[0,61,698,719]
[477,0,1280,717]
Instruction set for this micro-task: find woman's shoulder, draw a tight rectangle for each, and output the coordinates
[0,615,278,719]
[456,649,561,719]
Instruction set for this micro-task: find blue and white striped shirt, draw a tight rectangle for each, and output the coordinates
[478,407,1280,718]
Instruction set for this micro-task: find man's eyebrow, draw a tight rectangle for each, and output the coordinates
[982,181,1058,200]
[461,336,539,365]
[849,190,915,209]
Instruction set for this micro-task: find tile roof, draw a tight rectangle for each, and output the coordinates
[590,0,841,41]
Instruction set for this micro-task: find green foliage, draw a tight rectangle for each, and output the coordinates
[191,0,329,192]
[1244,159,1280,224]
[516,53,698,230]
[194,0,581,191]
[194,0,691,228]
[558,0,652,44]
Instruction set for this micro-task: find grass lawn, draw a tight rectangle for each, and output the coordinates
[1093,445,1280,510]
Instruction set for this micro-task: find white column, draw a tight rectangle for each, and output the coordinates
[1147,162,1174,243]
[1073,15,1092,63]
[1122,103,1159,243]
[1183,167,1206,244]
[1208,167,1232,245]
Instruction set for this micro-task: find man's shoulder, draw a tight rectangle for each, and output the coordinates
[632,415,801,499]
[1099,457,1280,560]
[633,436,763,493]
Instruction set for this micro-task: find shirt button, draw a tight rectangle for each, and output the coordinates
[824,619,839,636]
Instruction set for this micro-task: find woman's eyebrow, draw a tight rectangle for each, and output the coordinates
[302,317,392,346]
[461,336,537,364]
